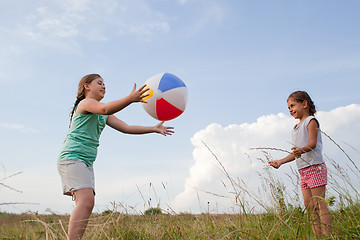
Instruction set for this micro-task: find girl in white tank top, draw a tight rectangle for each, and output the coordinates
[269,91,332,238]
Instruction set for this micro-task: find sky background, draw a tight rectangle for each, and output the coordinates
[1,0,360,214]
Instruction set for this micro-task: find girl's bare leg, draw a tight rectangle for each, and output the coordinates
[302,186,332,238]
[68,188,94,240]
[302,188,321,237]
[311,186,332,237]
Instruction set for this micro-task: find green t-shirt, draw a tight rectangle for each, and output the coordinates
[58,112,108,167]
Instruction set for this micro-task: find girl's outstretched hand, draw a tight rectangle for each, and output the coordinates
[268,160,281,169]
[129,83,149,103]
[291,147,303,158]
[154,121,174,136]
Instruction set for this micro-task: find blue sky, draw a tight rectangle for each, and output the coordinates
[1,0,360,214]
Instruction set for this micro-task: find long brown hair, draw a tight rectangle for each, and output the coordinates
[69,74,102,126]
[288,91,316,116]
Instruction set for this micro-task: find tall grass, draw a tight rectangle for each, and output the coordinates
[1,133,359,239]
[2,203,359,239]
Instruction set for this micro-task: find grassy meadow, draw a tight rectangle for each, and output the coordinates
[1,135,360,239]
[0,203,359,239]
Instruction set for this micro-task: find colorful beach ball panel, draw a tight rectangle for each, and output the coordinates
[158,73,186,92]
[142,73,187,121]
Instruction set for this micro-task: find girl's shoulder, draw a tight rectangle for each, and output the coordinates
[76,98,93,114]
[76,98,100,114]
[306,115,320,128]
[77,98,106,116]
[295,116,318,129]
[304,115,316,123]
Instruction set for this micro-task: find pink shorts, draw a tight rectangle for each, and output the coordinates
[298,163,327,189]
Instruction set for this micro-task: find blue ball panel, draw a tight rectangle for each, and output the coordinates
[158,73,186,92]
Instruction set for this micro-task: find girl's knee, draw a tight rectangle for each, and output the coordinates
[85,200,95,211]
[78,198,94,211]
[307,199,320,213]
[74,189,95,211]
[319,201,330,213]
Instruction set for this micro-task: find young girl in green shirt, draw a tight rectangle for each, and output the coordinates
[58,74,174,239]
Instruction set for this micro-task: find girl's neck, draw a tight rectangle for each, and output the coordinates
[85,94,101,102]
[298,112,310,124]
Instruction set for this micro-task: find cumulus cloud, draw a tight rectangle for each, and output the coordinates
[2,105,359,214]
[170,104,360,213]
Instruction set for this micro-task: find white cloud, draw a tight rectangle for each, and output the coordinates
[1,105,359,215]
[0,164,177,215]
[0,162,64,213]
[0,122,39,133]
[0,0,174,83]
[0,0,229,58]
[170,104,360,213]
[8,0,170,43]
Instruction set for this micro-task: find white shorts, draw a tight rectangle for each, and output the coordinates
[57,160,95,196]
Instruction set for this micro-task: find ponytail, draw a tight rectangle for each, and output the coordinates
[69,74,102,127]
[69,93,85,126]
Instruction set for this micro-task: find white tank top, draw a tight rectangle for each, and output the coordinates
[292,116,324,169]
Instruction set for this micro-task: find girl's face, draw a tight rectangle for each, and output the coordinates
[85,77,106,100]
[287,98,309,120]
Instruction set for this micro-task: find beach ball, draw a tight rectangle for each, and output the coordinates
[141,73,187,121]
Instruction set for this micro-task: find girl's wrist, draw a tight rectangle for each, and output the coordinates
[152,126,157,133]
[125,94,134,103]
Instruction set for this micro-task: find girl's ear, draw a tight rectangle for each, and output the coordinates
[302,100,308,109]
[84,83,90,91]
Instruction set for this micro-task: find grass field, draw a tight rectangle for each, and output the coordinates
[0,202,359,239]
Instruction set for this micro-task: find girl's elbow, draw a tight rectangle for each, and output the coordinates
[102,107,112,115]
[308,142,317,150]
